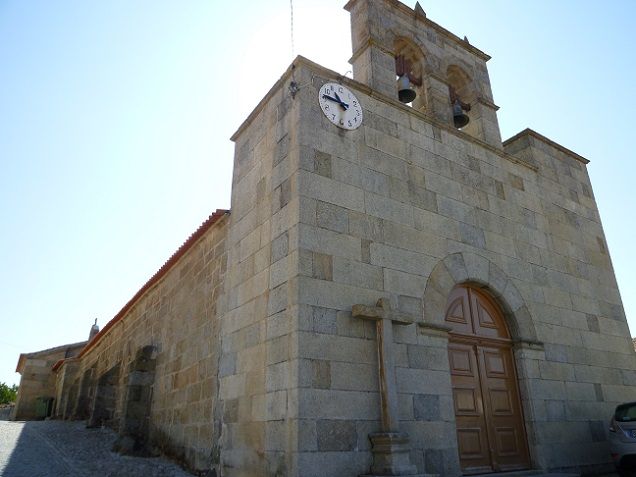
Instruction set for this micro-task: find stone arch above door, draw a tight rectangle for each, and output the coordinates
[421,252,540,345]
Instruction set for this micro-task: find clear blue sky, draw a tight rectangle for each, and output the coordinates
[1,1,634,386]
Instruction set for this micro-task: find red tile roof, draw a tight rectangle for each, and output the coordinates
[76,209,230,361]
[52,359,65,372]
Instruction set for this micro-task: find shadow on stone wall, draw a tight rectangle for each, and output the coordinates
[88,363,121,429]
[113,345,157,457]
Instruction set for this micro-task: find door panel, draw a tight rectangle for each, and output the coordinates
[446,287,473,335]
[449,342,492,474]
[447,285,530,474]
[489,389,513,415]
[468,288,510,340]
[478,345,530,472]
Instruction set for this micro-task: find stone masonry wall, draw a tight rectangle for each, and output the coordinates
[217,66,301,476]
[502,130,636,471]
[75,215,228,472]
[278,58,636,476]
[14,349,69,420]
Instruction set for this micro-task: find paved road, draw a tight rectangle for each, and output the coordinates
[0,419,622,477]
[0,420,194,477]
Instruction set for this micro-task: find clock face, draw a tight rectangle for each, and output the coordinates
[318,82,363,130]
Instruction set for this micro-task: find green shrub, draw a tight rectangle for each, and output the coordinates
[0,382,18,404]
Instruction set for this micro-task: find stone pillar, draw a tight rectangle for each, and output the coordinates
[114,345,157,456]
[54,359,79,419]
[65,379,79,420]
[462,97,502,149]
[345,0,396,99]
[73,366,95,420]
[424,74,452,126]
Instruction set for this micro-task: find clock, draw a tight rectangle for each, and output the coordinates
[318,82,363,130]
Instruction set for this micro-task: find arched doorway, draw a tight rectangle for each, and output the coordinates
[445,284,530,474]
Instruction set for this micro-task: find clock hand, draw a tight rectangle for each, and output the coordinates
[322,94,349,110]
[333,92,349,110]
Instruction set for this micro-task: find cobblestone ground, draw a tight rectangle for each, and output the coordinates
[0,420,195,477]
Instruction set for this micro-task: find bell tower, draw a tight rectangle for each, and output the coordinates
[345,0,502,148]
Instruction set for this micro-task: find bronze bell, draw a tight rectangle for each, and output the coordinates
[452,100,470,129]
[397,74,417,103]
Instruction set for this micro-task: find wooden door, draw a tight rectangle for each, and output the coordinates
[446,286,530,474]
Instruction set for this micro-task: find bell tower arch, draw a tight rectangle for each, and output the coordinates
[394,37,426,110]
[345,0,503,148]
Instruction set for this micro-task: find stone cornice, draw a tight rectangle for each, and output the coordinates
[512,338,545,350]
[417,321,452,337]
[504,128,590,165]
[231,56,538,172]
[349,38,395,65]
[475,96,500,111]
[344,0,491,62]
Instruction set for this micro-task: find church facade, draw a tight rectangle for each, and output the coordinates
[15,1,636,476]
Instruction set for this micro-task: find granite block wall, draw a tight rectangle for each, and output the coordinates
[251,57,636,475]
[73,214,228,472]
[218,70,301,476]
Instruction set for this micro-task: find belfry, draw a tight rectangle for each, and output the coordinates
[14,1,635,476]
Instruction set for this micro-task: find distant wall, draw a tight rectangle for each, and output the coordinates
[0,405,14,420]
[14,349,69,420]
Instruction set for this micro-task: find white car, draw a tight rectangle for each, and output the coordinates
[610,401,636,471]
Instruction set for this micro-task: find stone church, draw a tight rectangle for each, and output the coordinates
[13,1,636,476]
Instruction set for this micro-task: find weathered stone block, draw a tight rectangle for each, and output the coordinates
[333,256,383,290]
[458,222,486,249]
[348,211,384,242]
[316,201,348,234]
[546,399,566,421]
[330,361,377,392]
[219,352,237,378]
[413,394,440,421]
[365,125,406,159]
[271,232,289,263]
[362,145,408,180]
[360,167,390,196]
[311,360,331,390]
[298,388,380,420]
[365,192,414,227]
[266,362,290,392]
[316,420,357,451]
[407,345,449,372]
[539,361,575,381]
[299,224,361,260]
[370,243,437,277]
[384,269,427,298]
[314,150,332,178]
[312,252,333,281]
[298,169,365,213]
